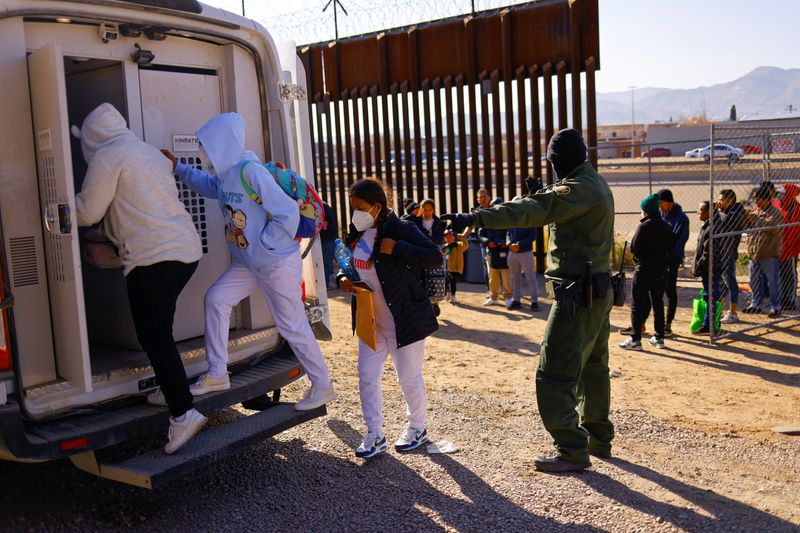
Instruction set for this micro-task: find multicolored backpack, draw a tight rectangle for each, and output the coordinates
[239,160,325,239]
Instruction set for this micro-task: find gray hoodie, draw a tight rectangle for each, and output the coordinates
[74,103,202,275]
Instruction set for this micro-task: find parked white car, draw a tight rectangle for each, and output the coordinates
[685,144,744,162]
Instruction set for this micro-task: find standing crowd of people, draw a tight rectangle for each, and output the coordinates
[618,181,799,351]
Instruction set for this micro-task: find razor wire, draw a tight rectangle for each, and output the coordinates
[215,0,528,45]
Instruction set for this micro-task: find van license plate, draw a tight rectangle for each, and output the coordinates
[138,377,158,391]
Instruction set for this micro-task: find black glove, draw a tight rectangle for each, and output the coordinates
[525,175,544,195]
[441,213,476,228]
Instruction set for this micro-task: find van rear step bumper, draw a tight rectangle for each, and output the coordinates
[0,344,307,462]
[70,403,325,489]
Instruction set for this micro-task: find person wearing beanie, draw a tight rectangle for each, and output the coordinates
[657,188,689,336]
[442,128,615,472]
[620,194,675,350]
[402,198,420,219]
[743,183,784,317]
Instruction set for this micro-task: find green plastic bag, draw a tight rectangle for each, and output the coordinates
[690,291,723,332]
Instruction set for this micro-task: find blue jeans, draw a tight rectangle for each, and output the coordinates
[750,257,780,310]
[700,272,721,329]
[722,254,739,305]
[321,240,336,285]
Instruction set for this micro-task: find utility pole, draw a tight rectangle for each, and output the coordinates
[788,104,797,114]
[472,0,476,14]
[241,0,245,17]
[323,0,349,41]
[629,86,636,158]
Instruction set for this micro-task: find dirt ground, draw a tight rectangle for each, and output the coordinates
[2,274,799,532]
[314,275,800,529]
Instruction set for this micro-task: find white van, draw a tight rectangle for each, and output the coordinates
[0,0,332,488]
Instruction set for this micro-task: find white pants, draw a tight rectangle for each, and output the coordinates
[204,252,331,389]
[508,251,539,302]
[358,331,426,434]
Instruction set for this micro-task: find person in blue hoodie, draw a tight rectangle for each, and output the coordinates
[506,201,540,311]
[164,113,334,412]
[658,189,689,336]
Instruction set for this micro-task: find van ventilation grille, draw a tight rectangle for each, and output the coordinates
[175,156,208,254]
[39,155,72,282]
[9,236,39,287]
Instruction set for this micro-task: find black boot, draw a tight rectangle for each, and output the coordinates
[533,454,591,472]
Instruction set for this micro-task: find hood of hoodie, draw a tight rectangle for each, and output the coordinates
[72,103,137,162]
[196,113,258,176]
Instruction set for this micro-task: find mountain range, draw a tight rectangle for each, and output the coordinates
[596,66,800,124]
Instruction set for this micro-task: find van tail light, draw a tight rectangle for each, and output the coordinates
[0,262,11,372]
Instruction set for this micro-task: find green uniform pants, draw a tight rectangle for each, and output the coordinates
[536,290,614,463]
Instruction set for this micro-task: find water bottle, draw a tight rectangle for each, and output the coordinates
[334,238,360,281]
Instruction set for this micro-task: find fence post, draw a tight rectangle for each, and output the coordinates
[708,124,716,345]
[647,153,653,194]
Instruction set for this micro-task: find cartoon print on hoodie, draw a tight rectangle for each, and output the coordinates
[231,208,249,249]
[223,205,236,244]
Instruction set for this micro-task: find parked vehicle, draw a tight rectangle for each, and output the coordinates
[740,144,763,154]
[642,147,672,158]
[0,0,331,488]
[684,144,744,162]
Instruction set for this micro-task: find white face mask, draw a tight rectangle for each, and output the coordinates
[352,204,378,232]
[198,144,215,176]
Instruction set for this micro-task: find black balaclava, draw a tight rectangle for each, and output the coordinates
[546,128,587,180]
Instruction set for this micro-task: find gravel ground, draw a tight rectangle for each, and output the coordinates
[1,282,799,532]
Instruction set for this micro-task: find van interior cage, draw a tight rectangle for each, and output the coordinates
[708,124,800,342]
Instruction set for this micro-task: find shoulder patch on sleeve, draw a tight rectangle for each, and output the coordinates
[554,185,572,196]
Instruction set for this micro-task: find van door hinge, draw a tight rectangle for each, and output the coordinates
[277,81,307,103]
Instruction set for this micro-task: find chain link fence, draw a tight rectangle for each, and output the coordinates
[708,125,800,341]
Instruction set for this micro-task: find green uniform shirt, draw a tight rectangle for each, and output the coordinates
[475,161,614,280]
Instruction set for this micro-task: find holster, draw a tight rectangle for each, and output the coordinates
[546,278,583,321]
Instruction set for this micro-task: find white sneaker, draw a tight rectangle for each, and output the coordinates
[721,311,739,324]
[505,298,514,307]
[190,372,230,396]
[147,388,167,406]
[355,431,388,459]
[483,298,498,306]
[395,424,429,452]
[450,294,458,304]
[295,384,336,411]
[648,336,665,349]
[619,337,643,351]
[164,409,207,454]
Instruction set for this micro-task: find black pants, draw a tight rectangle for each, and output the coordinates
[447,272,461,295]
[127,260,198,418]
[631,270,665,341]
[665,260,681,324]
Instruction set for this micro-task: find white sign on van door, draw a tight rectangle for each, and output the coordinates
[37,129,53,152]
[172,134,199,153]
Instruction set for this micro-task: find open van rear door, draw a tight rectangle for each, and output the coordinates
[27,42,92,397]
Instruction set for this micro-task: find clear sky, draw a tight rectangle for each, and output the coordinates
[597,0,799,93]
[202,0,799,93]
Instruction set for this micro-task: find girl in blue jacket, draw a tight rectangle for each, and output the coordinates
[170,113,334,412]
[337,179,442,458]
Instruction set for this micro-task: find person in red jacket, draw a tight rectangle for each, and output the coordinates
[779,184,800,310]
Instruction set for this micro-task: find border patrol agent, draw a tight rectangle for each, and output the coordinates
[443,128,615,472]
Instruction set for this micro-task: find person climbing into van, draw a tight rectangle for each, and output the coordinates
[72,103,205,454]
[337,179,442,458]
[163,113,335,411]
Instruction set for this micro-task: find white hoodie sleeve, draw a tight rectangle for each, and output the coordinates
[247,164,300,240]
[76,157,120,227]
